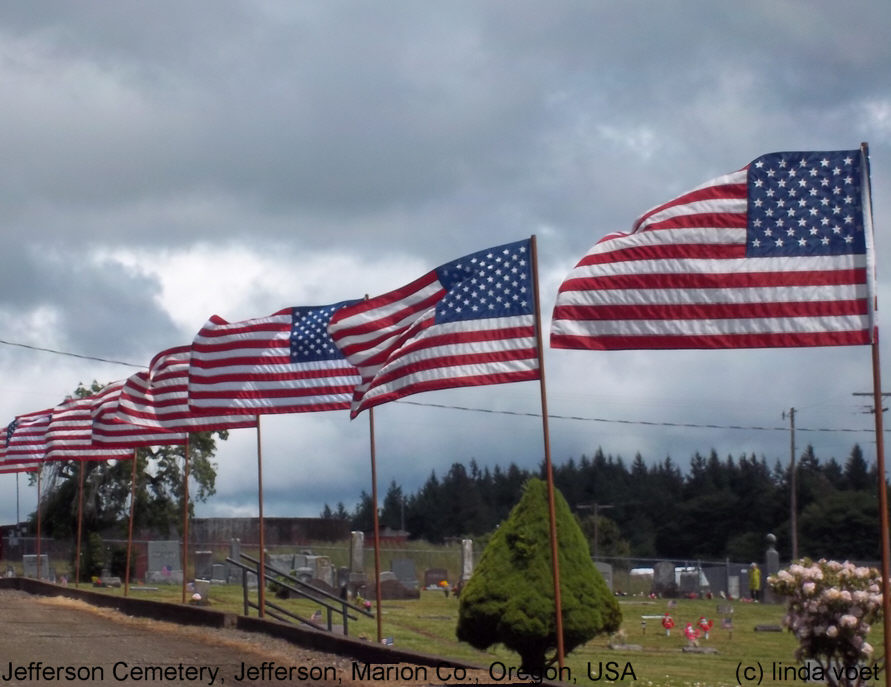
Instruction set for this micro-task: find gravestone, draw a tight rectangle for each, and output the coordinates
[678,570,700,596]
[652,561,677,597]
[763,533,780,604]
[595,561,614,592]
[312,556,334,588]
[267,553,294,575]
[22,554,49,580]
[146,541,181,584]
[349,531,365,582]
[460,539,474,586]
[390,558,418,590]
[226,538,241,584]
[727,575,740,600]
[211,564,226,582]
[194,551,213,580]
[425,567,449,589]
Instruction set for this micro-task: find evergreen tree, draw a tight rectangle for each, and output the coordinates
[456,478,621,671]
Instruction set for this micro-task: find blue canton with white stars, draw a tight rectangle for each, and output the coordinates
[290,301,358,363]
[5,419,17,447]
[435,239,533,324]
[747,150,865,257]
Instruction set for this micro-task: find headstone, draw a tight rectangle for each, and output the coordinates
[595,561,613,592]
[764,533,780,604]
[146,541,181,584]
[349,531,365,584]
[727,575,740,600]
[194,551,213,580]
[379,570,398,583]
[391,558,418,590]
[211,563,226,582]
[267,553,294,575]
[652,561,677,597]
[425,567,449,589]
[460,539,474,585]
[22,555,49,580]
[678,570,700,596]
[312,556,334,588]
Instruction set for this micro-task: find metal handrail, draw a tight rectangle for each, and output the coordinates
[224,554,373,636]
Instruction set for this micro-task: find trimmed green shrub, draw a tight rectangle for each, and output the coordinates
[456,478,621,671]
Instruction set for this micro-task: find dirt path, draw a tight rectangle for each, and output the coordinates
[0,591,491,686]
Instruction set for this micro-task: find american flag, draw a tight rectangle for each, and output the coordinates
[188,303,362,415]
[1,409,50,472]
[551,149,873,350]
[116,346,258,432]
[91,380,188,448]
[46,395,132,462]
[328,238,540,417]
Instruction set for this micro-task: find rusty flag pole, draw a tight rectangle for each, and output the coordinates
[860,142,891,687]
[35,466,42,580]
[256,416,266,616]
[74,459,86,587]
[125,448,138,596]
[368,407,384,643]
[181,436,191,604]
[530,234,565,669]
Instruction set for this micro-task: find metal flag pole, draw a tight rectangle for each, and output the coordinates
[368,407,384,643]
[181,436,191,604]
[860,142,891,687]
[74,460,86,588]
[530,234,565,669]
[36,466,42,580]
[256,416,266,616]
[125,448,138,597]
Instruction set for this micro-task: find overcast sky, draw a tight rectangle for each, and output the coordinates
[2,1,890,529]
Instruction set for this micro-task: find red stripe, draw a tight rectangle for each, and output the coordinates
[643,211,747,232]
[551,329,871,351]
[558,268,867,293]
[578,242,745,266]
[369,347,539,388]
[553,299,868,322]
[330,272,439,320]
[382,324,535,367]
[334,290,444,353]
[632,182,748,232]
[189,383,357,400]
[355,369,540,415]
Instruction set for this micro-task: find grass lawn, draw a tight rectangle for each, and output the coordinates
[85,583,885,686]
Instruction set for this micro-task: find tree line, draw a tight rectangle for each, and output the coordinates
[324,443,882,563]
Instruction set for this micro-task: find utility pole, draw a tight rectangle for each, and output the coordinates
[783,408,797,561]
[578,502,614,560]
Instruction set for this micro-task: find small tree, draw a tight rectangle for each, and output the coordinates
[769,559,882,687]
[456,478,621,671]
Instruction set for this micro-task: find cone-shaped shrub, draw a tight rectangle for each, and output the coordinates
[456,478,621,671]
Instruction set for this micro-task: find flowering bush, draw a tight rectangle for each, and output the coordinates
[768,558,882,682]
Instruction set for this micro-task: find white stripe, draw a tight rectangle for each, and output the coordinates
[562,253,867,279]
[591,227,746,255]
[555,283,869,307]
[553,313,870,338]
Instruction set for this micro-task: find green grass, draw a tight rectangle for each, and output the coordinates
[82,583,885,686]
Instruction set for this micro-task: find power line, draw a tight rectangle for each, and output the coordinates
[394,400,879,435]
[0,338,146,369]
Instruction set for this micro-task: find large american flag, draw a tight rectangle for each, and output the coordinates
[116,346,257,432]
[551,149,873,350]
[188,303,362,415]
[46,395,132,462]
[328,238,540,417]
[1,408,51,472]
[91,380,188,448]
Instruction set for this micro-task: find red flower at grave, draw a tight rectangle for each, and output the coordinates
[698,616,714,633]
[662,613,674,630]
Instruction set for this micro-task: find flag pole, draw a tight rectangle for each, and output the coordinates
[74,460,86,587]
[125,448,138,596]
[181,436,191,604]
[861,142,891,686]
[36,466,42,580]
[368,407,384,643]
[530,234,565,669]
[256,416,266,617]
